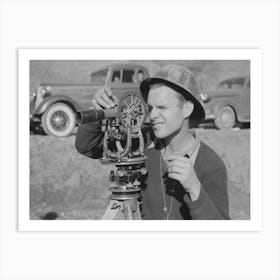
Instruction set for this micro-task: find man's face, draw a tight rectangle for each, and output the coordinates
[147,85,185,139]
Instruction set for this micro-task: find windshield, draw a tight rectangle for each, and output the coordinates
[218,78,245,89]
[90,69,108,84]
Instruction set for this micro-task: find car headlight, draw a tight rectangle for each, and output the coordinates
[200,92,210,102]
[40,88,51,99]
[30,92,36,102]
[30,92,36,98]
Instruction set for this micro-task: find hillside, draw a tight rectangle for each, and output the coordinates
[30,129,250,220]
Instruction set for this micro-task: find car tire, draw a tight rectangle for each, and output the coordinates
[41,103,76,137]
[214,106,236,130]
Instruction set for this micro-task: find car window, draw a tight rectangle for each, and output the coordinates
[231,78,245,89]
[218,78,245,89]
[132,69,145,84]
[218,82,230,89]
[90,69,108,84]
[122,69,135,83]
[112,70,121,83]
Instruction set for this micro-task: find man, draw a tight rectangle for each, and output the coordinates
[75,64,230,220]
[137,70,145,83]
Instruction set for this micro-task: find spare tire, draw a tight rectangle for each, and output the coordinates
[41,103,76,137]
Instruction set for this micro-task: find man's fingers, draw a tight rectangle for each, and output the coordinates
[165,155,193,168]
[95,94,112,109]
[93,88,115,108]
[92,86,118,110]
[106,88,119,105]
[100,93,115,108]
[102,87,115,107]
[165,155,191,162]
[91,99,102,110]
[166,159,191,170]
[168,172,183,182]
[104,87,113,97]
[167,165,185,174]
[112,95,119,104]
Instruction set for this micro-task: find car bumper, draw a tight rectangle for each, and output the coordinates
[203,107,215,120]
[30,110,40,122]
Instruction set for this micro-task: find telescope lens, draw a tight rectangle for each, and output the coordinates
[76,112,82,123]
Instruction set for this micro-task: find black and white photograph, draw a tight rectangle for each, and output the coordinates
[18,49,261,231]
[29,59,250,221]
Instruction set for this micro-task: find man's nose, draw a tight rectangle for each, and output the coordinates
[144,114,151,125]
[149,108,158,120]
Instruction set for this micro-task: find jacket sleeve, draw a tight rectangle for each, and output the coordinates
[75,121,104,159]
[183,163,230,220]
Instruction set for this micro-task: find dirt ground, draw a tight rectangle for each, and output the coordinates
[30,128,250,220]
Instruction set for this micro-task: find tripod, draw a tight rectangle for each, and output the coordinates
[101,159,146,220]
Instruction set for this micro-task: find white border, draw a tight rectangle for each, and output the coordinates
[19,48,261,232]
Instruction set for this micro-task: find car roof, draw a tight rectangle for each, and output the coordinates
[92,64,147,73]
[219,75,250,83]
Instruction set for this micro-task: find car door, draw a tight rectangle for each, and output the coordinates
[110,68,125,99]
[110,67,138,99]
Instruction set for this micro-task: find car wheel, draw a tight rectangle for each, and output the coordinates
[41,103,76,137]
[214,106,236,130]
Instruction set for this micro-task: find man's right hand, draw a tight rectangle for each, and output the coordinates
[92,87,119,110]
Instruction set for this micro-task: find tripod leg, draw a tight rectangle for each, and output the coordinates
[134,201,142,220]
[123,200,133,219]
[101,200,122,220]
[123,199,142,220]
[101,199,142,220]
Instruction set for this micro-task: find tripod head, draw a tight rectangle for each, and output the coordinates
[76,91,148,202]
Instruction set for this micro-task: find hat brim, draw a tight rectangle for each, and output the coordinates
[140,78,205,125]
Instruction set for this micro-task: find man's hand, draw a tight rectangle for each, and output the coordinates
[92,87,119,109]
[165,155,201,201]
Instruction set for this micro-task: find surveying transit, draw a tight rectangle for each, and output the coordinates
[76,91,148,220]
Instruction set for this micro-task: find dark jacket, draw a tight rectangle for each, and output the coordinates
[75,122,230,220]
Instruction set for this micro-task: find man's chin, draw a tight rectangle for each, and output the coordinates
[153,127,179,140]
[153,130,166,139]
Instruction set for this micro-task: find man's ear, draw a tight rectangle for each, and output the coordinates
[183,101,194,119]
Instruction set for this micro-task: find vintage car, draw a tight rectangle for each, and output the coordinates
[30,64,149,137]
[199,75,250,129]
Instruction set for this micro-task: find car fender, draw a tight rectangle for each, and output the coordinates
[211,99,238,118]
[33,95,83,116]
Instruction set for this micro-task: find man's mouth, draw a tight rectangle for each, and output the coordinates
[152,123,164,128]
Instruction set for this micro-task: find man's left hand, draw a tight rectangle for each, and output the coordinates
[165,155,201,201]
